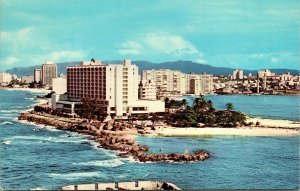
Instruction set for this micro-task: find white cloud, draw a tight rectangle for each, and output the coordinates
[31,50,87,63]
[195,58,208,64]
[118,33,207,64]
[48,50,87,61]
[0,56,19,65]
[250,53,266,58]
[119,41,142,55]
[270,57,278,63]
[1,27,33,51]
[143,34,199,55]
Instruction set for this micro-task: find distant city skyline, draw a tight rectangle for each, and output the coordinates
[0,0,299,71]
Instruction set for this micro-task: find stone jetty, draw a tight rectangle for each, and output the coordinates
[18,111,210,163]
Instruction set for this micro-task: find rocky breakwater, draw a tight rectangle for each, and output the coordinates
[98,122,210,162]
[18,111,210,163]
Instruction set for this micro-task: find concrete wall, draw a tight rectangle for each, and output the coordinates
[52,77,67,94]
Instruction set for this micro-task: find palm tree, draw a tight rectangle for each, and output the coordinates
[181,99,187,107]
[226,102,234,111]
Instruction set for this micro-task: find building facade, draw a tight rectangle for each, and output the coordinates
[0,72,12,85]
[21,75,34,83]
[232,69,243,80]
[138,80,157,100]
[258,69,273,78]
[142,70,214,97]
[53,77,67,94]
[142,69,185,96]
[65,59,164,116]
[34,68,41,83]
[41,61,57,86]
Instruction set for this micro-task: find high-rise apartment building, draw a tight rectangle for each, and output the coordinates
[41,61,57,86]
[65,59,164,116]
[258,69,272,78]
[0,72,12,84]
[34,68,41,83]
[232,69,243,80]
[138,80,157,100]
[142,69,186,95]
[142,70,214,96]
[200,74,214,93]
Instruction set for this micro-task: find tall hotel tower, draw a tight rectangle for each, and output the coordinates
[34,68,41,83]
[67,59,139,116]
[41,61,57,86]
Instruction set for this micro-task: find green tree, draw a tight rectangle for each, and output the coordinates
[165,97,170,108]
[181,99,187,107]
[198,113,217,126]
[78,97,99,122]
[193,95,214,113]
[226,102,234,111]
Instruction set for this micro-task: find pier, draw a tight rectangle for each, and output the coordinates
[61,181,181,190]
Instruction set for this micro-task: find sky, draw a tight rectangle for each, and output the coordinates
[0,0,299,71]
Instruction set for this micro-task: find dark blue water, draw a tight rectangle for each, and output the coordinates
[0,90,299,189]
[184,95,299,121]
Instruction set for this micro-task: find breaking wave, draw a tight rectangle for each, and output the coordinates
[0,110,19,113]
[6,135,85,144]
[0,121,13,125]
[2,140,12,145]
[48,172,102,180]
[73,158,124,167]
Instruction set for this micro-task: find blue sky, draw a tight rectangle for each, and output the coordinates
[0,0,299,71]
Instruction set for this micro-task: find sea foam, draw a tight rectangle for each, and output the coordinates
[48,171,102,180]
[2,140,12,145]
[7,135,85,144]
[0,121,13,125]
[72,158,124,167]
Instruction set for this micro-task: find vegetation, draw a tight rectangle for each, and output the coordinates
[78,97,107,122]
[165,97,187,109]
[226,102,234,111]
[165,96,247,128]
[7,79,28,87]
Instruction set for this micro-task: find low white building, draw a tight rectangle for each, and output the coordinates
[0,72,12,85]
[21,75,34,83]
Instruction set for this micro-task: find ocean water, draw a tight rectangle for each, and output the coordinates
[0,90,299,190]
[185,95,300,121]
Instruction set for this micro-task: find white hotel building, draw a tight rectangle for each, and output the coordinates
[52,60,164,117]
[0,72,12,85]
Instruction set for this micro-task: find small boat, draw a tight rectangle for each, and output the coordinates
[61,181,181,190]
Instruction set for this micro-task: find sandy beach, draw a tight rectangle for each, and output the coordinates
[0,87,51,93]
[151,117,299,137]
[153,126,299,137]
[246,117,299,129]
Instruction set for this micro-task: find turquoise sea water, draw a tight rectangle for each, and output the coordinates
[0,90,299,189]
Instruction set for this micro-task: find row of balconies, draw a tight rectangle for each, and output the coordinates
[69,91,106,95]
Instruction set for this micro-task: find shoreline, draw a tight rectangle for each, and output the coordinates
[18,111,210,162]
[0,87,51,93]
[151,117,299,137]
[153,126,299,137]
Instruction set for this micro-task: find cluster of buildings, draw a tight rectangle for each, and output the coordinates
[33,61,58,86]
[0,61,58,88]
[139,69,213,99]
[47,59,214,118]
[215,69,300,95]
[2,58,299,117]
[0,72,14,85]
[51,60,165,117]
